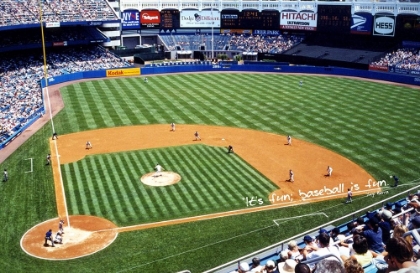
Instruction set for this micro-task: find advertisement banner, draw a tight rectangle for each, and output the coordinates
[373,15,395,37]
[106,68,140,77]
[351,13,372,35]
[280,12,317,31]
[368,64,388,72]
[46,22,60,28]
[253,29,281,36]
[121,10,140,30]
[180,10,220,28]
[220,29,252,34]
[141,10,160,28]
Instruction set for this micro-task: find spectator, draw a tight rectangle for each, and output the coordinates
[347,235,375,267]
[344,257,364,273]
[294,263,311,273]
[230,261,250,273]
[313,259,345,273]
[262,260,279,273]
[250,257,263,273]
[287,240,302,260]
[302,232,342,271]
[277,259,297,273]
[363,217,385,254]
[384,237,419,272]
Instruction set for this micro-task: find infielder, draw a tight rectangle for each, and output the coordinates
[171,122,175,131]
[194,131,201,141]
[287,135,292,146]
[327,166,333,177]
[289,169,294,182]
[86,141,92,149]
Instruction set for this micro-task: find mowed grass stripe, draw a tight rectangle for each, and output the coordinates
[63,164,80,215]
[204,145,276,199]
[191,146,248,207]
[87,157,114,217]
[107,154,138,220]
[155,148,197,212]
[71,162,91,215]
[126,152,160,219]
[80,159,103,216]
[120,153,152,219]
[96,80,131,126]
[173,146,222,209]
[204,146,277,197]
[72,83,97,129]
[59,85,81,132]
[82,81,112,128]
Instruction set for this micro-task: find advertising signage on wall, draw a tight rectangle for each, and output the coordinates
[280,11,317,31]
[351,13,372,35]
[160,10,180,29]
[317,5,351,33]
[373,14,395,37]
[121,9,140,30]
[396,15,420,39]
[180,10,220,28]
[141,10,160,28]
[220,10,279,30]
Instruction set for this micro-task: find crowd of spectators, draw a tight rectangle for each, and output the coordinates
[160,33,304,54]
[231,194,420,273]
[228,34,304,54]
[0,0,117,27]
[371,48,420,71]
[0,46,131,144]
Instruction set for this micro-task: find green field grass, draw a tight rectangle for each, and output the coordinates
[1,73,419,273]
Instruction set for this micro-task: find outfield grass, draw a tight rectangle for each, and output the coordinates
[1,73,419,273]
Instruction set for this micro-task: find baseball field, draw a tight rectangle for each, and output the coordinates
[1,73,420,272]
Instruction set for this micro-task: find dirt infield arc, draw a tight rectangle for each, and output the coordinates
[22,124,378,260]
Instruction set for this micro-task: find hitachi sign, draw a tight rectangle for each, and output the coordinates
[281,13,316,20]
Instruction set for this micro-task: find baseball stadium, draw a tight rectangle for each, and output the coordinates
[1,0,420,272]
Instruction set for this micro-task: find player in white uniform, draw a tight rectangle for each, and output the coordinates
[289,169,294,182]
[327,166,333,176]
[287,135,292,145]
[154,164,164,177]
[171,122,175,131]
[86,141,92,149]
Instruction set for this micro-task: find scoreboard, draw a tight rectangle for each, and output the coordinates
[160,10,180,29]
[221,10,279,30]
[317,5,352,33]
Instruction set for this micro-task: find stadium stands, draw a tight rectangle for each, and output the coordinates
[0,46,131,144]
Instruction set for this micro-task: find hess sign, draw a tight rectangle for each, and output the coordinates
[373,15,395,36]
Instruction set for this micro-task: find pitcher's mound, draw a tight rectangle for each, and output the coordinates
[141,171,181,187]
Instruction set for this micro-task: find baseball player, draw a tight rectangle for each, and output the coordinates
[299,80,303,87]
[3,169,8,182]
[171,122,175,131]
[144,77,148,83]
[46,154,51,165]
[289,169,294,182]
[287,135,292,146]
[327,166,333,177]
[58,219,64,234]
[86,141,92,149]
[154,164,164,177]
[52,132,58,140]
[44,229,55,247]
[227,145,234,154]
[346,188,353,203]
[194,131,201,141]
[54,231,63,244]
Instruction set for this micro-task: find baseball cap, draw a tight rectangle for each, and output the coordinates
[319,228,328,234]
[239,262,250,271]
[303,235,313,242]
